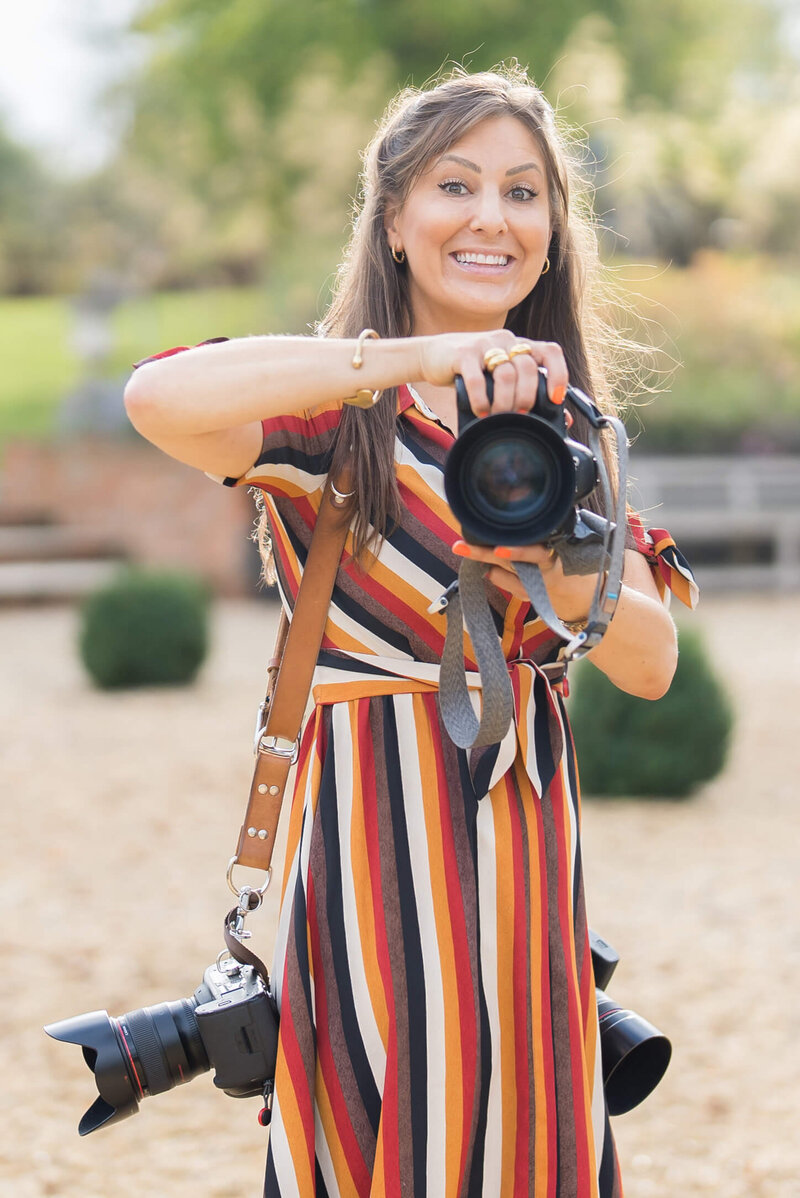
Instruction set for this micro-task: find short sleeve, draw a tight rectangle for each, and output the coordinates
[627,507,699,609]
[131,339,344,500]
[209,399,344,498]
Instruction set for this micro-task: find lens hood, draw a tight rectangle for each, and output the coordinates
[596,990,672,1115]
[44,1011,141,1135]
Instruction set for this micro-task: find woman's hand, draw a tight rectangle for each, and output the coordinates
[451,539,679,700]
[451,539,597,618]
[416,330,569,416]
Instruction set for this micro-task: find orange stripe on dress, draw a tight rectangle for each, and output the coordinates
[531,766,558,1196]
[487,775,516,1189]
[279,711,324,907]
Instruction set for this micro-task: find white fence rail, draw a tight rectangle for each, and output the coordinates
[629,455,800,591]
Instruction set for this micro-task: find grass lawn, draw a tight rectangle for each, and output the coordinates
[0,287,276,446]
[0,295,82,439]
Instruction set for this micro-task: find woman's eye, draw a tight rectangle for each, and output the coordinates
[509,184,539,201]
[439,179,468,195]
[438,179,539,201]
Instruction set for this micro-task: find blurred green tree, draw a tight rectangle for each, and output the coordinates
[0,123,63,293]
[115,0,789,282]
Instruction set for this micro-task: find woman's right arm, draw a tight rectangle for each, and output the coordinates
[123,335,426,479]
[123,331,569,479]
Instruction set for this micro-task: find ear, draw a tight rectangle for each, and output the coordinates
[383,196,400,237]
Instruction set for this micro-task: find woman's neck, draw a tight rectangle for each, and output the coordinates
[407,381,459,436]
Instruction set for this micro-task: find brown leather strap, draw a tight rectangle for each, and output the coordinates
[234,477,351,871]
[224,904,273,988]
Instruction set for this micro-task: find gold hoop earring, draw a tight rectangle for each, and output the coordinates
[391,246,406,264]
[540,257,551,276]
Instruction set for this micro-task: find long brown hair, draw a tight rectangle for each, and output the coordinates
[259,61,637,572]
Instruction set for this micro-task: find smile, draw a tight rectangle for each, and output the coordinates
[450,252,512,273]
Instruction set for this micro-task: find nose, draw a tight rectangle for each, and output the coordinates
[468,186,508,236]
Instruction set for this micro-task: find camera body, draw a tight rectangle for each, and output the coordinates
[44,959,278,1136]
[444,369,599,546]
[193,961,278,1097]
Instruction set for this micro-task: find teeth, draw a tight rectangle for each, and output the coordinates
[455,252,508,266]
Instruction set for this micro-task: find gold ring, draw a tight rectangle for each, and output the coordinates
[508,344,534,360]
[483,348,512,373]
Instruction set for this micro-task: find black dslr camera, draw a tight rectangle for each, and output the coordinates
[45,931,669,1135]
[444,369,600,547]
[44,958,278,1136]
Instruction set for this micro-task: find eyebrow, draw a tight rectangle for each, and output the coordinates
[437,154,544,178]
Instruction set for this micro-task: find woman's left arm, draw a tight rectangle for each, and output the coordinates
[454,542,678,700]
[564,549,677,700]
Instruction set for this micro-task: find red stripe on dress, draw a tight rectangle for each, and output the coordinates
[402,407,455,451]
[260,404,341,441]
[276,937,317,1189]
[357,699,401,1183]
[547,753,594,1188]
[339,563,444,657]
[306,873,372,1195]
[398,479,460,546]
[505,767,533,1192]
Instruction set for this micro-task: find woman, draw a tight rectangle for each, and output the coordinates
[126,64,696,1197]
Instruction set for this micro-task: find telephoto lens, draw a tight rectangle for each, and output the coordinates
[444,370,598,546]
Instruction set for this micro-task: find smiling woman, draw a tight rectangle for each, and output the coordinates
[383,123,552,339]
[116,62,698,1197]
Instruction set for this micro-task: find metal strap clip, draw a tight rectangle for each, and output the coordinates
[257,733,300,764]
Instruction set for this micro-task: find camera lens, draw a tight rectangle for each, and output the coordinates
[45,998,210,1135]
[444,412,577,545]
[468,433,556,521]
[117,998,209,1098]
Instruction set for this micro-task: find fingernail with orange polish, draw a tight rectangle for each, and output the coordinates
[452,540,473,558]
[493,546,515,559]
[551,384,566,405]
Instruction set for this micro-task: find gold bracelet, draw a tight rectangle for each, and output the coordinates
[343,328,382,408]
[561,616,589,633]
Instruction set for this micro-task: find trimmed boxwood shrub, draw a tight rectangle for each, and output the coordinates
[568,624,733,798]
[79,567,210,689]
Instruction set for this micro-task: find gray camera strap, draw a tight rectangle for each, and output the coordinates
[438,414,628,750]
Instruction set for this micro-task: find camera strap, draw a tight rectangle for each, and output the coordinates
[229,475,352,878]
[438,412,629,750]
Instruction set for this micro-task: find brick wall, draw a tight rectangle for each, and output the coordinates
[0,434,264,596]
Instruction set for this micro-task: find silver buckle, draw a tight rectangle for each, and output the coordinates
[253,700,268,754]
[257,733,300,764]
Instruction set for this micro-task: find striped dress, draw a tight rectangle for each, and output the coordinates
[204,381,696,1198]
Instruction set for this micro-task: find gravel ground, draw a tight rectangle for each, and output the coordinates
[1,595,798,1198]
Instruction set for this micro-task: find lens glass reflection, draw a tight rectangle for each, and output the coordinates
[471,438,552,518]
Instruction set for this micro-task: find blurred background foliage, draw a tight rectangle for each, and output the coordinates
[1,0,798,448]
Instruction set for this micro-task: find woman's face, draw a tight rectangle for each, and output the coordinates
[384,115,552,336]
